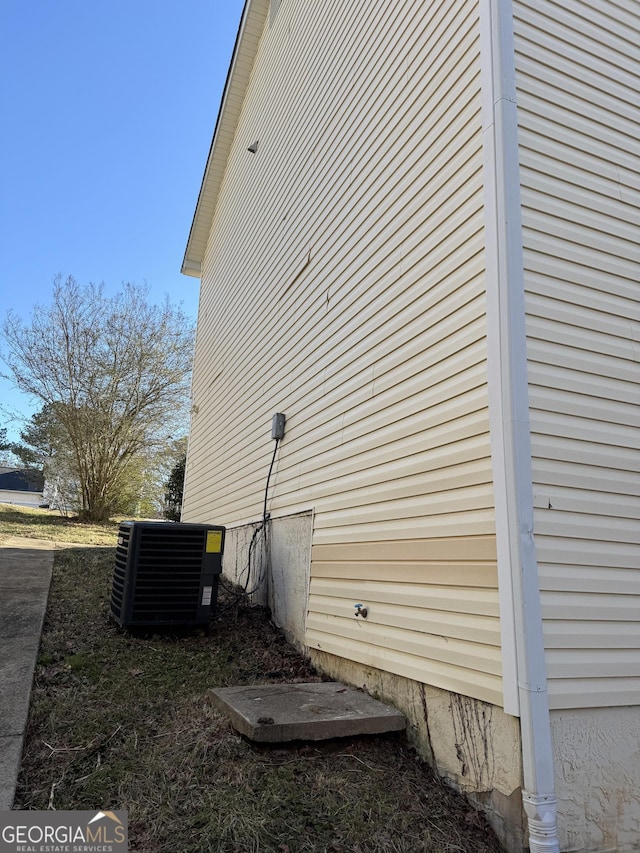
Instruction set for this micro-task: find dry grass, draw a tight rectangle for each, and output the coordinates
[0,504,119,545]
[13,517,503,853]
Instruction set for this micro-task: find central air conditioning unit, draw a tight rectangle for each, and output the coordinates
[110,521,225,629]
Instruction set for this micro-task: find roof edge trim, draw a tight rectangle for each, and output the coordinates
[181,0,270,278]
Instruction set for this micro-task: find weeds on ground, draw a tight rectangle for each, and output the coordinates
[16,544,502,853]
[0,504,119,546]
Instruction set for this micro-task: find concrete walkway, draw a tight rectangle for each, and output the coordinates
[0,538,54,809]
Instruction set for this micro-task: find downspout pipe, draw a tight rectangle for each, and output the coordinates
[479,2,560,851]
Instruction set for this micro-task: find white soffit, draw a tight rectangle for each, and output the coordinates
[181,0,269,277]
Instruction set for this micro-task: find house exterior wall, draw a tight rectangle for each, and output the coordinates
[513,1,640,849]
[550,707,640,852]
[513,0,640,712]
[221,512,313,649]
[0,490,44,509]
[183,0,640,847]
[182,0,507,709]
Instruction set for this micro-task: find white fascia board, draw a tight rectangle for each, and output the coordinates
[181,0,270,278]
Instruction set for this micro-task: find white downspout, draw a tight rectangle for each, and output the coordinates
[479,2,560,851]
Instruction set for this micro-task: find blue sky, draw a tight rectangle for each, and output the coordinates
[0,0,245,442]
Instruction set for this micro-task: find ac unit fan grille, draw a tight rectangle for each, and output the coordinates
[111,525,132,618]
[130,528,208,621]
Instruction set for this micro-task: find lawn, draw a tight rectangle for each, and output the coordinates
[6,507,503,852]
[0,503,119,545]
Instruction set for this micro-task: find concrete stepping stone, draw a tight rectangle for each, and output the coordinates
[208,682,405,742]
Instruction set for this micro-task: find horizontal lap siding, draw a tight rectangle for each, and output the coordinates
[514,0,640,709]
[184,0,499,704]
[307,535,502,706]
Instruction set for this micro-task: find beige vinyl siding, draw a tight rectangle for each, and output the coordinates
[307,536,503,706]
[513,0,640,710]
[184,0,500,704]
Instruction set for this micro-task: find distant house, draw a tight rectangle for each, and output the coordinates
[0,467,44,508]
[180,2,640,851]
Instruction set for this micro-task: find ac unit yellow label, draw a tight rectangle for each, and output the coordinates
[206,530,223,553]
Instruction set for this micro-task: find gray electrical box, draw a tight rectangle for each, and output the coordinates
[271,412,286,440]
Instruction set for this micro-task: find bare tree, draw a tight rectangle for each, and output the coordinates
[2,276,194,521]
